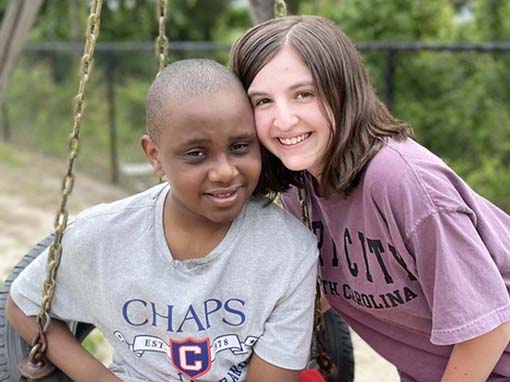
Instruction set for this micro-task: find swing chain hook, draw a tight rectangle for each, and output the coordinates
[156,0,169,75]
[274,0,287,18]
[18,1,103,380]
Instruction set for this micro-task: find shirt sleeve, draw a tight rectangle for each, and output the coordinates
[253,239,319,370]
[407,209,510,345]
[10,228,96,324]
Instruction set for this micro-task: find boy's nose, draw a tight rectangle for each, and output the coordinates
[274,102,298,131]
[208,155,239,183]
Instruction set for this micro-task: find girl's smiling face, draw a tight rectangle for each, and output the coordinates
[247,47,332,179]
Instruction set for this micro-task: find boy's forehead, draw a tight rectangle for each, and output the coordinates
[161,84,247,112]
[162,122,257,147]
[158,87,255,140]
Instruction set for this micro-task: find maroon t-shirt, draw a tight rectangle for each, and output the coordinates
[281,138,510,381]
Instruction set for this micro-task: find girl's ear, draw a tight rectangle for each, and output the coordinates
[141,134,163,177]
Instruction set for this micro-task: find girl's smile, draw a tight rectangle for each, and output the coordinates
[278,132,312,146]
[247,47,332,179]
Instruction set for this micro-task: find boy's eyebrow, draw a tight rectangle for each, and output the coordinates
[181,137,211,146]
[229,132,257,142]
[180,133,256,147]
[247,80,315,96]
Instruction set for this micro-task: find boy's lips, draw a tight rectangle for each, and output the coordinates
[277,132,311,146]
[204,185,243,206]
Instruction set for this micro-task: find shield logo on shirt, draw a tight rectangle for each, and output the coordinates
[170,337,211,379]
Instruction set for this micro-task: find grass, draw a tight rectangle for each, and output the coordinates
[0,143,23,166]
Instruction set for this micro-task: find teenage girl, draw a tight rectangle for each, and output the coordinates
[230,15,510,382]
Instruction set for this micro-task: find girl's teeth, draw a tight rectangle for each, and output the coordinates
[280,133,308,146]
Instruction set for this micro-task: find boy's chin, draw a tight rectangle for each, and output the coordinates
[206,207,245,225]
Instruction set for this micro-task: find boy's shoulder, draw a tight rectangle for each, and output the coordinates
[245,196,317,246]
[238,197,319,271]
[70,183,167,232]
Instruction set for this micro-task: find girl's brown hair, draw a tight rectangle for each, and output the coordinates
[230,15,412,196]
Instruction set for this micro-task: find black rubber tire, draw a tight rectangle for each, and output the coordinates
[0,234,94,382]
[323,308,355,382]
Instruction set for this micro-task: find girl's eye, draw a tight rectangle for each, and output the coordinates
[254,97,271,107]
[296,91,313,100]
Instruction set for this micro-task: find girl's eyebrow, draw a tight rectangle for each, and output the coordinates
[248,80,315,97]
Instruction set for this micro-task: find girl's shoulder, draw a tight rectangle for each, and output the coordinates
[365,138,442,186]
[364,138,471,213]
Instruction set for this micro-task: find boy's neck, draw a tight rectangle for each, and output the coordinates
[162,207,233,261]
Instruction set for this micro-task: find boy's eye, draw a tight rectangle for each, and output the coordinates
[185,149,206,161]
[231,142,250,153]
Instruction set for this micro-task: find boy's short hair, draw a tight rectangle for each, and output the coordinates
[146,59,242,141]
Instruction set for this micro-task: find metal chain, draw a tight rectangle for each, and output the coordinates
[18,1,103,379]
[156,0,168,74]
[298,175,338,381]
[274,0,287,18]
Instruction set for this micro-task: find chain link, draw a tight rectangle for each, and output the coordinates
[22,0,103,375]
[274,0,287,18]
[19,0,166,378]
[298,175,338,381]
[156,0,169,74]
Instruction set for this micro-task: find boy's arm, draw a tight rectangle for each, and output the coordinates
[441,322,510,382]
[6,293,122,382]
[246,352,300,382]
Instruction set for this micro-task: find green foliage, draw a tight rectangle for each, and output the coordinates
[300,0,456,41]
[3,0,509,211]
[472,0,510,41]
[82,329,111,363]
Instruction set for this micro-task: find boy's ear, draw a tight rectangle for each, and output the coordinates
[141,134,163,177]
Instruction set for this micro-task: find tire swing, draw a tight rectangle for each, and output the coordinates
[0,1,353,381]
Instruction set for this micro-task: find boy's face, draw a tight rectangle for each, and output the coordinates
[142,87,261,227]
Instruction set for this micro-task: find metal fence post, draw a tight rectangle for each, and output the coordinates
[106,58,119,184]
[384,49,396,112]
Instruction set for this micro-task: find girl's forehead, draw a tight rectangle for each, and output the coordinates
[249,47,313,92]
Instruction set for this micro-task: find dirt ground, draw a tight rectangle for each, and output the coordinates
[0,142,399,381]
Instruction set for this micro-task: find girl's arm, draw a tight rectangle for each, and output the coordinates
[246,352,300,382]
[441,322,510,382]
[6,293,122,382]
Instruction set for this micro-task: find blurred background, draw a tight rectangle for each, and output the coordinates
[0,1,509,381]
[0,0,508,206]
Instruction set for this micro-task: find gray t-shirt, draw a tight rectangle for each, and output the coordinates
[11,184,319,382]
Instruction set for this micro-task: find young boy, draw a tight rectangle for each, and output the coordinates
[6,59,319,382]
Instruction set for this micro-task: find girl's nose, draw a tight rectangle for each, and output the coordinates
[274,102,299,131]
